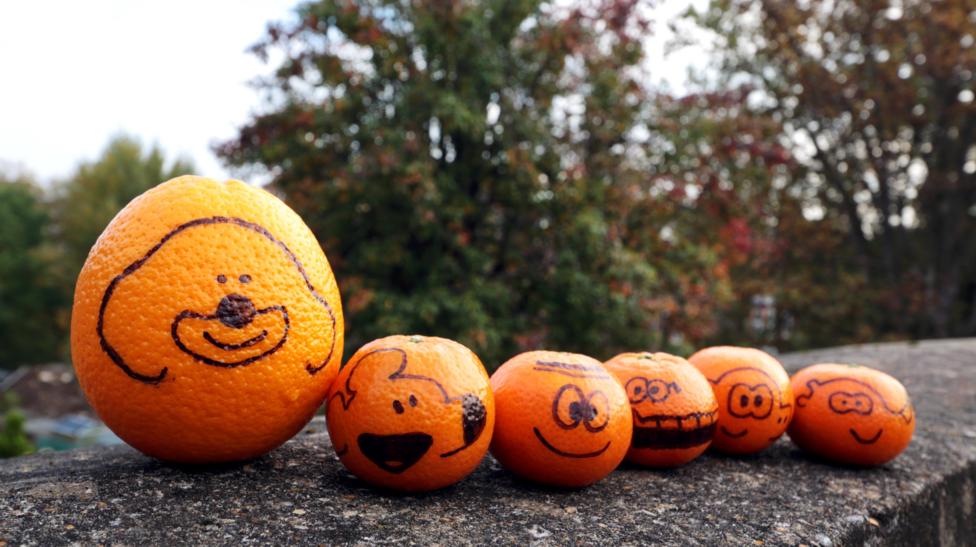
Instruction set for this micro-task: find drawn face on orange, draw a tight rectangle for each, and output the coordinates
[325,336,494,491]
[689,347,793,455]
[605,352,718,468]
[99,217,339,385]
[789,363,914,466]
[71,176,345,464]
[490,351,631,488]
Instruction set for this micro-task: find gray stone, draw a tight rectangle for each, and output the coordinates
[2,339,974,546]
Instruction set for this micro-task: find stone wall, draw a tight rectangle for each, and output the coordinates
[2,339,974,545]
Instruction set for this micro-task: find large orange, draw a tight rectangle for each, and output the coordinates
[688,346,793,455]
[71,176,343,463]
[490,351,631,488]
[325,335,494,491]
[604,352,718,467]
[789,363,914,466]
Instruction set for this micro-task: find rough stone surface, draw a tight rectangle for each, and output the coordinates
[1,339,974,546]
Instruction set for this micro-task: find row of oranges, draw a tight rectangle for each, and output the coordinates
[325,335,914,491]
[69,176,913,493]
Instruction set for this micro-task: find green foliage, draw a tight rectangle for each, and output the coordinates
[0,173,65,368]
[0,136,193,369]
[219,0,730,366]
[0,394,34,458]
[51,135,195,292]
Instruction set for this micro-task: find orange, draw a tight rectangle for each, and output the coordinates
[490,351,631,488]
[325,335,494,491]
[688,346,793,455]
[71,175,343,463]
[789,363,914,466]
[604,352,718,467]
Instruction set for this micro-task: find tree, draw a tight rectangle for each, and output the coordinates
[648,88,879,351]
[0,171,65,368]
[690,0,976,339]
[51,135,195,305]
[218,0,730,365]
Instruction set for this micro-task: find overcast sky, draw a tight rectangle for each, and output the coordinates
[0,0,705,185]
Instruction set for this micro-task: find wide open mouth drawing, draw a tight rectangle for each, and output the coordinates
[358,432,434,474]
[171,293,290,367]
[533,427,611,458]
[631,409,718,450]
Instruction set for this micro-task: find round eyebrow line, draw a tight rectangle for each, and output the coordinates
[532,360,610,380]
[708,366,778,386]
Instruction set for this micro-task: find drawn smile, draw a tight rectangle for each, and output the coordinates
[849,428,883,445]
[204,329,268,350]
[720,426,748,438]
[171,294,290,368]
[533,427,610,459]
[358,432,433,473]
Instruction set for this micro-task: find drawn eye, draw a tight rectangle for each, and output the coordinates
[583,391,610,433]
[729,384,753,418]
[239,274,252,283]
[646,379,671,403]
[750,385,773,419]
[216,274,227,284]
[829,392,849,413]
[393,395,419,415]
[728,383,773,419]
[856,394,874,414]
[829,391,873,415]
[568,401,590,422]
[625,377,647,404]
[553,384,586,430]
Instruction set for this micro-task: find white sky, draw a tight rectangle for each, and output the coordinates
[0,0,705,184]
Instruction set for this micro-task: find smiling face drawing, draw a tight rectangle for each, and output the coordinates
[489,351,631,488]
[605,352,718,468]
[171,289,289,369]
[98,217,337,384]
[70,176,345,463]
[536,377,613,457]
[688,347,794,455]
[788,363,914,466]
[325,336,494,492]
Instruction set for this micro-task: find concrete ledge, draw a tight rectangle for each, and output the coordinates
[2,340,974,545]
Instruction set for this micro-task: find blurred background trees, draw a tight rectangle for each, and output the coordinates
[51,136,196,299]
[217,0,730,364]
[647,89,879,350]
[0,172,65,367]
[691,0,976,339]
[1,0,974,372]
[0,137,193,369]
